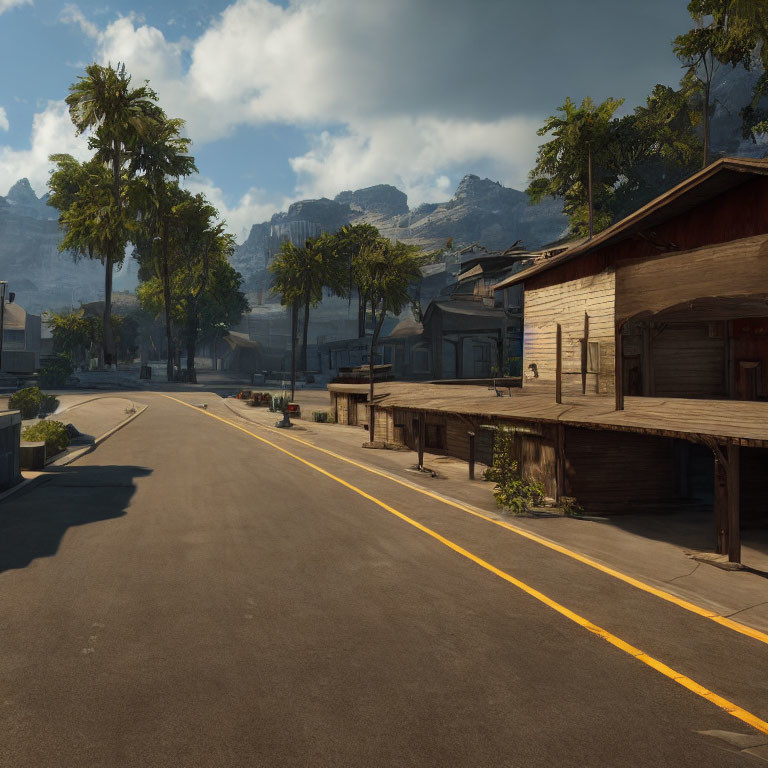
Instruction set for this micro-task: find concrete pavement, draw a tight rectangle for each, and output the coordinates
[1,391,768,766]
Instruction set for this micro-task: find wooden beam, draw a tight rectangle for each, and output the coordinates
[555,324,562,404]
[418,411,425,470]
[641,322,653,396]
[727,443,741,563]
[468,431,475,480]
[581,312,589,395]
[714,450,728,555]
[615,323,625,411]
[555,423,566,503]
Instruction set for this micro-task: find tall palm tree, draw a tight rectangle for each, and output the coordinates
[269,240,304,402]
[130,116,196,381]
[296,236,329,373]
[65,63,160,366]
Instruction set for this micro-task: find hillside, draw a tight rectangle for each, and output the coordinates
[231,175,569,285]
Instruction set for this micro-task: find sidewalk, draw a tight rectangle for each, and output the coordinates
[12,393,147,474]
[219,392,768,635]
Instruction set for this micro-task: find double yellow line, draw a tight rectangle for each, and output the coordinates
[160,393,768,736]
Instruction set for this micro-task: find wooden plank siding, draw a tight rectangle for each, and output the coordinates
[651,324,726,398]
[614,234,768,323]
[564,427,678,507]
[523,269,616,395]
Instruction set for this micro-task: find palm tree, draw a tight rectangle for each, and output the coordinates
[357,240,422,444]
[296,236,329,373]
[65,63,160,366]
[269,240,303,402]
[130,116,196,381]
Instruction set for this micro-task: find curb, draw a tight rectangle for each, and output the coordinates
[50,403,148,467]
[0,402,149,502]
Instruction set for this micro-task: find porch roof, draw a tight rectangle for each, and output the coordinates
[372,382,768,447]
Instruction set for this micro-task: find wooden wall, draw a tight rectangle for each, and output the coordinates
[523,269,616,395]
[615,234,768,323]
[651,324,725,398]
[564,427,678,508]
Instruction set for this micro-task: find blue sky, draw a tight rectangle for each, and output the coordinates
[0,0,692,243]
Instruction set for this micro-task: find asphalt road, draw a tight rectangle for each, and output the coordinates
[1,392,767,767]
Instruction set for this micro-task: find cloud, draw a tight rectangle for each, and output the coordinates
[43,0,691,220]
[0,0,31,15]
[183,176,292,242]
[0,108,9,132]
[0,101,90,197]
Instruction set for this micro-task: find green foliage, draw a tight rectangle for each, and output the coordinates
[559,497,584,517]
[21,420,70,455]
[39,394,59,417]
[485,427,545,515]
[527,96,624,238]
[39,354,74,389]
[9,387,45,419]
[528,86,702,236]
[673,0,763,163]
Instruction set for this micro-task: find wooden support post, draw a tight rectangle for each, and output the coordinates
[418,411,425,470]
[555,323,562,404]
[727,443,741,564]
[713,447,728,555]
[615,323,624,411]
[468,431,475,480]
[641,323,653,396]
[555,423,565,503]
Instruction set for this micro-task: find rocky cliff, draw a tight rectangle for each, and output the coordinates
[233,177,570,288]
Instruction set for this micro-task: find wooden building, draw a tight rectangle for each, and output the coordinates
[489,157,768,562]
[346,160,768,564]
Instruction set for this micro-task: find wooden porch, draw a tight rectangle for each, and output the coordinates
[371,383,768,564]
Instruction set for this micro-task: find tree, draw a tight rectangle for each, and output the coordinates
[527,96,624,239]
[135,191,245,382]
[269,240,304,401]
[45,309,96,366]
[48,155,127,346]
[62,63,162,366]
[130,117,196,381]
[296,235,332,372]
[328,224,383,337]
[356,239,421,444]
[607,84,701,221]
[673,1,757,166]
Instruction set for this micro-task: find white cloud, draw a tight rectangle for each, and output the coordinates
[0,108,9,132]
[183,176,292,242]
[40,0,686,225]
[0,101,90,196]
[0,0,31,15]
[290,116,542,205]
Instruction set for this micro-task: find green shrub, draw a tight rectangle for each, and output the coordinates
[486,426,545,515]
[39,394,59,416]
[39,354,74,389]
[9,386,44,419]
[559,496,584,517]
[21,420,70,455]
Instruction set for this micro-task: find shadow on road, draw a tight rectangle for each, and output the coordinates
[0,464,151,573]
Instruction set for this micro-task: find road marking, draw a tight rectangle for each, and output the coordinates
[160,393,768,737]
[215,396,768,648]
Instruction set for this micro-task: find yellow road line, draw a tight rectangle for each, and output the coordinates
[160,393,768,737]
[214,396,768,648]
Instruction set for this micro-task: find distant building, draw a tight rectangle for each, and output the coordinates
[1,302,41,372]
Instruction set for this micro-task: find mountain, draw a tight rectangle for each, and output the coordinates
[0,179,138,315]
[232,176,570,287]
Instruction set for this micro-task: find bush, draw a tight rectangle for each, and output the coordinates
[39,394,59,417]
[39,354,74,389]
[21,420,70,455]
[9,386,44,419]
[485,426,545,515]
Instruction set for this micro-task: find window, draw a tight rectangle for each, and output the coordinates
[587,341,600,373]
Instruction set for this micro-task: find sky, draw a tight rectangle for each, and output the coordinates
[0,0,694,243]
